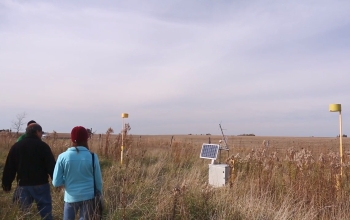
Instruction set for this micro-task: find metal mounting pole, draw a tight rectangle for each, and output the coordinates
[339,111,343,176]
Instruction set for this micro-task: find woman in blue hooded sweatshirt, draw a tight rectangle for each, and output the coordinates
[53,126,103,220]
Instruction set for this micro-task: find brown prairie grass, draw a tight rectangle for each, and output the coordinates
[0,132,350,219]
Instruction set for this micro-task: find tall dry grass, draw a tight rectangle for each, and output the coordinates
[1,131,350,219]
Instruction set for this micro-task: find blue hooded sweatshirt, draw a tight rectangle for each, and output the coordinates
[52,147,103,203]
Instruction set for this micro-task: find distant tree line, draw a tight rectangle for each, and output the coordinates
[337,134,347,137]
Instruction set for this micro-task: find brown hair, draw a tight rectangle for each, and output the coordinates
[72,141,89,153]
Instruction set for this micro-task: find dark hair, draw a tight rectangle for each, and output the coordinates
[26,123,42,136]
[27,120,37,126]
[72,141,89,153]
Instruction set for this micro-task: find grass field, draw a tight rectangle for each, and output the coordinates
[1,132,350,219]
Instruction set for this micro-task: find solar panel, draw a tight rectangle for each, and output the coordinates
[200,144,219,160]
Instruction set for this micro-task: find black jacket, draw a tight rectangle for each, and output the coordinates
[1,135,56,191]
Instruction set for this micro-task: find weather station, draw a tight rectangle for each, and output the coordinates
[199,124,230,187]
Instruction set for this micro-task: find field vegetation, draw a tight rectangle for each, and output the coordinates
[1,131,350,219]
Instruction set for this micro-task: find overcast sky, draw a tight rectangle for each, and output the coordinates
[0,0,349,136]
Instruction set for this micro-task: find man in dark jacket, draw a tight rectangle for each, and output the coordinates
[2,123,56,220]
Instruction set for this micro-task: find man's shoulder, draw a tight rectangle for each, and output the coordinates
[38,140,52,149]
[22,137,51,148]
[9,141,22,152]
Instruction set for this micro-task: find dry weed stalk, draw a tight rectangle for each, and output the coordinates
[104,127,113,158]
[225,154,236,187]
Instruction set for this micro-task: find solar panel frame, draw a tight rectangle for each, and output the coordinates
[200,144,220,160]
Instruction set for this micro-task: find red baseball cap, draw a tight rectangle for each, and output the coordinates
[71,126,89,143]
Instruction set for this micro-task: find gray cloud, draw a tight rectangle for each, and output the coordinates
[0,0,349,136]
